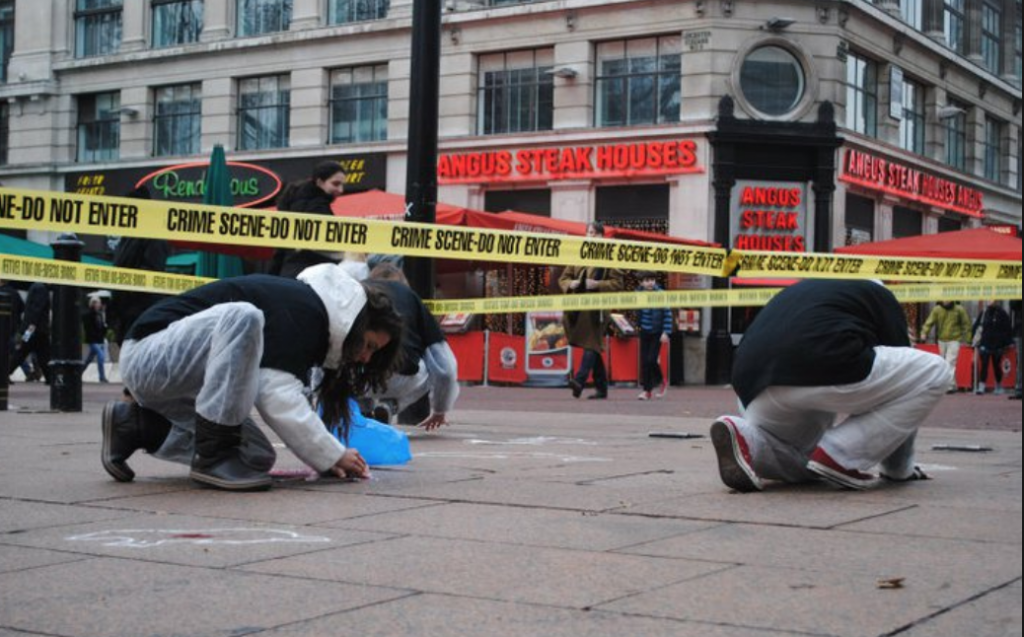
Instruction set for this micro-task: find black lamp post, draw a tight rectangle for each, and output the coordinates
[49,234,85,412]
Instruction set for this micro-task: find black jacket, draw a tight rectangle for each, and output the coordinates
[272,182,338,278]
[732,280,910,407]
[111,234,171,345]
[973,305,1014,351]
[1011,300,1022,336]
[127,275,331,379]
[82,309,108,344]
[21,283,50,334]
[375,280,446,375]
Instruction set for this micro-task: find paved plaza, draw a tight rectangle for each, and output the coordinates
[0,383,1020,637]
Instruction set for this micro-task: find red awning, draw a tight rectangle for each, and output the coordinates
[835,227,1021,262]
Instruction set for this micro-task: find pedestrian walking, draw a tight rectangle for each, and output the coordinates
[8,283,52,385]
[81,297,109,383]
[559,222,624,400]
[711,279,951,492]
[636,273,672,400]
[919,300,971,393]
[101,264,404,491]
[971,300,1013,395]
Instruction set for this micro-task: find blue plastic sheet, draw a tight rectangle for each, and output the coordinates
[326,399,412,466]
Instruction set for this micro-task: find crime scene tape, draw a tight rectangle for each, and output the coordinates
[730,250,1022,283]
[0,254,214,294]
[0,187,730,278]
[425,282,1023,315]
[3,253,1019,314]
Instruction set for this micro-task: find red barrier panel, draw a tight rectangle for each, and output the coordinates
[914,344,1018,390]
[448,332,485,383]
[610,337,638,383]
[488,332,528,385]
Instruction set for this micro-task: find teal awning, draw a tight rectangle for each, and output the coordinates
[0,233,112,265]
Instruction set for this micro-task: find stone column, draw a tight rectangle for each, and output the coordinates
[965,0,985,64]
[200,0,232,42]
[289,68,328,149]
[923,0,947,41]
[291,0,323,30]
[999,0,1018,83]
[121,0,147,52]
[201,77,234,151]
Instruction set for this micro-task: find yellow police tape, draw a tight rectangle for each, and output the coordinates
[729,250,1022,283]
[425,282,1023,315]
[3,186,1020,284]
[0,254,214,294]
[0,187,730,278]
[3,253,1017,314]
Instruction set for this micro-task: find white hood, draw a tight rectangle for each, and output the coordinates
[298,263,367,370]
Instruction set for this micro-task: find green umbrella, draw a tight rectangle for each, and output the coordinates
[198,145,244,278]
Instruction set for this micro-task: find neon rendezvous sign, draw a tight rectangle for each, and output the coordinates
[840,148,984,218]
[438,140,703,184]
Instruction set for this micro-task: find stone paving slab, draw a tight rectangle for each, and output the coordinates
[241,535,730,609]
[0,499,131,534]
[326,501,719,551]
[837,504,1023,544]
[1,512,397,569]
[0,545,89,575]
[599,564,1012,637]
[899,580,1023,637]
[252,594,802,637]
[0,558,412,637]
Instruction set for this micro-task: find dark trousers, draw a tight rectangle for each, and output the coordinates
[977,348,1005,386]
[9,333,51,383]
[1016,337,1022,396]
[575,349,607,395]
[639,332,664,392]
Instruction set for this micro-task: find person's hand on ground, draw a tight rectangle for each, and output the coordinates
[418,412,449,431]
[331,448,370,480]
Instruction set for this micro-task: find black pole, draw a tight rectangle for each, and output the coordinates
[403,0,442,301]
[706,97,737,386]
[0,291,10,411]
[50,235,85,412]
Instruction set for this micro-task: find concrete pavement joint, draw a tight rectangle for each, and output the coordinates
[879,576,1022,637]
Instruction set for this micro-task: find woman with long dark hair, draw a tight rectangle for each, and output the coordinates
[271,161,348,278]
[101,264,403,491]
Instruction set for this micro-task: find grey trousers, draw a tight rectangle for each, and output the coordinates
[121,303,272,466]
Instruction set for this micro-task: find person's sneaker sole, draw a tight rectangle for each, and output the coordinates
[710,418,763,493]
[101,401,135,483]
[806,460,877,490]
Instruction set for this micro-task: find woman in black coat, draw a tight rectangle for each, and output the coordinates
[972,301,1014,394]
[270,161,348,278]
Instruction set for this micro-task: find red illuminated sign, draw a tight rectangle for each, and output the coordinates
[437,140,702,184]
[840,149,984,218]
[732,183,808,252]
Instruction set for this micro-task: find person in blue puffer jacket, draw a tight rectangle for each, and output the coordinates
[636,273,673,400]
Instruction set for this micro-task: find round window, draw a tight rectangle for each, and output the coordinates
[740,46,805,116]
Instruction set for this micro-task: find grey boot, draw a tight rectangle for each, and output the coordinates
[101,401,173,482]
[190,416,272,491]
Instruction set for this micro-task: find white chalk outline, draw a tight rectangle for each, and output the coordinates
[66,527,331,548]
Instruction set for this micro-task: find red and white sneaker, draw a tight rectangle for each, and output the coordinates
[655,379,668,399]
[637,391,652,401]
[807,447,878,490]
[710,417,764,493]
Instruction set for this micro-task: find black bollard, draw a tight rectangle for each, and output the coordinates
[0,292,10,411]
[50,235,85,412]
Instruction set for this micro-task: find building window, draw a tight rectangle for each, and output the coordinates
[478,49,553,136]
[238,75,290,150]
[938,216,963,232]
[484,189,551,216]
[944,0,965,53]
[901,0,922,29]
[328,0,388,24]
[153,0,203,48]
[0,1,13,83]
[329,65,387,144]
[893,206,922,238]
[845,194,875,246]
[843,53,877,137]
[944,101,968,171]
[77,92,120,163]
[983,116,1003,182]
[155,84,201,157]
[981,0,1002,74]
[0,102,8,165]
[1015,1,1022,83]
[75,0,122,58]
[237,0,291,36]
[739,46,805,117]
[596,36,681,127]
[898,78,925,154]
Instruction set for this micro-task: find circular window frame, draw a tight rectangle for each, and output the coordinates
[731,37,818,122]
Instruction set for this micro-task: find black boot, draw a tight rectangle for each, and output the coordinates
[101,401,172,482]
[190,416,272,491]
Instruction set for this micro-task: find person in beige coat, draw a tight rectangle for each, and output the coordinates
[558,222,625,400]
